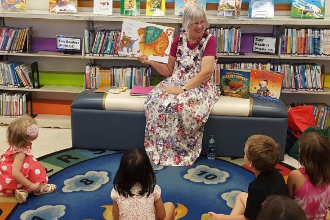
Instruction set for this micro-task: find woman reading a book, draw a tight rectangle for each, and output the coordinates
[138,3,219,166]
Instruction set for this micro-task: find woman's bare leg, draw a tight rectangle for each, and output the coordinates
[230,192,248,215]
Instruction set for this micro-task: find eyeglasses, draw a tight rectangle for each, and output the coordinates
[189,20,206,27]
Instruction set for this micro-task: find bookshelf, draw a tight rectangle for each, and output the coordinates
[0,10,330,128]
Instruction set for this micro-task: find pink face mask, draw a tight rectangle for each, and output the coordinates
[26,124,39,138]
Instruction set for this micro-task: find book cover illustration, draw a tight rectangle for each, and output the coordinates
[217,0,242,17]
[1,0,26,11]
[49,0,77,13]
[291,0,325,19]
[248,0,274,18]
[93,0,113,15]
[249,69,284,102]
[146,0,165,16]
[119,19,175,63]
[174,0,206,16]
[120,0,140,15]
[220,69,250,99]
[94,86,128,94]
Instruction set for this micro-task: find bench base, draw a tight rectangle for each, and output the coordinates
[71,108,287,159]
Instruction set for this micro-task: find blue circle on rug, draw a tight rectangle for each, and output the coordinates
[8,150,255,219]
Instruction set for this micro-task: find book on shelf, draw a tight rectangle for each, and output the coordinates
[220,69,250,99]
[249,69,284,103]
[1,0,26,11]
[118,19,175,63]
[217,0,242,17]
[94,86,128,94]
[174,0,206,16]
[93,0,113,15]
[291,0,325,19]
[146,0,165,16]
[130,85,155,96]
[120,0,140,15]
[48,0,78,13]
[248,0,274,19]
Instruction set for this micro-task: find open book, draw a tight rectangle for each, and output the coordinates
[94,86,128,94]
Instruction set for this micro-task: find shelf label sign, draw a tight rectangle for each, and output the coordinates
[253,36,276,54]
[56,35,82,51]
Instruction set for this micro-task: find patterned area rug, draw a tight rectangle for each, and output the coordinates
[1,148,294,220]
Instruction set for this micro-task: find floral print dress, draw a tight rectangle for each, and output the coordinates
[144,30,220,166]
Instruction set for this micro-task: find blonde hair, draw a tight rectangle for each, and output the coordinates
[245,135,281,172]
[182,4,208,30]
[7,115,37,147]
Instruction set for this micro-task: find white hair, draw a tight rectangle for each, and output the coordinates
[182,4,208,30]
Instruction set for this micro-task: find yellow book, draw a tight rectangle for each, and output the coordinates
[324,74,330,88]
[146,0,165,16]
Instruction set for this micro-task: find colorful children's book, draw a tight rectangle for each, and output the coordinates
[1,0,26,11]
[93,0,113,15]
[248,0,274,18]
[174,0,206,16]
[249,69,284,102]
[217,0,242,17]
[94,86,128,94]
[119,19,175,63]
[49,0,77,13]
[146,0,165,16]
[120,0,140,15]
[291,0,325,19]
[220,69,250,99]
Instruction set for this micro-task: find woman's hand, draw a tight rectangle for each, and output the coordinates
[163,86,183,95]
[137,55,150,65]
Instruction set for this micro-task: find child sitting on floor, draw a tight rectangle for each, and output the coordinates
[0,115,57,203]
[287,131,330,220]
[208,134,289,220]
[111,147,175,220]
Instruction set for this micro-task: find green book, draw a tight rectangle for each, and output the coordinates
[120,0,140,15]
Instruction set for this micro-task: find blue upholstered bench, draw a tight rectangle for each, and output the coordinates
[71,90,288,159]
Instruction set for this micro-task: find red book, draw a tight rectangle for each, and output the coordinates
[130,86,155,96]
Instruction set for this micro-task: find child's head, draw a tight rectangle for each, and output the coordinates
[298,131,330,186]
[7,115,38,148]
[113,147,156,197]
[244,135,280,172]
[257,195,306,220]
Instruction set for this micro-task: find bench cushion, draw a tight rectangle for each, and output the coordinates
[71,90,288,118]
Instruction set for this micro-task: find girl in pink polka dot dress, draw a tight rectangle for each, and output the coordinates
[0,115,56,203]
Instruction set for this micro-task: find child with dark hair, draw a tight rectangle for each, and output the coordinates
[209,135,289,220]
[287,131,330,220]
[257,195,306,220]
[111,147,175,220]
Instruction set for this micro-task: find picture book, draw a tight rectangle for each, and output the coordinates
[1,0,26,11]
[174,0,206,16]
[94,86,128,94]
[93,0,113,15]
[48,0,77,13]
[249,69,284,102]
[119,19,175,63]
[248,0,274,18]
[120,0,140,15]
[130,85,155,96]
[217,0,242,17]
[146,0,165,16]
[220,69,250,99]
[291,0,325,19]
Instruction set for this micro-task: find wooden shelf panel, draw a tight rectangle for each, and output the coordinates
[217,53,279,59]
[0,51,83,58]
[282,87,330,94]
[279,55,330,60]
[0,85,83,94]
[2,10,330,26]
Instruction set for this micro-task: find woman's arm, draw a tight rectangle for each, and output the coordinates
[12,152,39,191]
[163,55,216,94]
[112,201,119,220]
[137,55,176,77]
[154,197,166,220]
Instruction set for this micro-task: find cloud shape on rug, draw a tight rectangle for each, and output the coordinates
[183,165,229,184]
[20,205,65,220]
[221,190,243,208]
[63,171,110,192]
